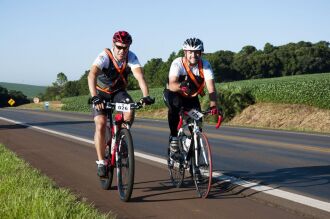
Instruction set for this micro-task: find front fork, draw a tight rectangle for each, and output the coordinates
[192,123,208,168]
[191,121,200,167]
[114,114,131,168]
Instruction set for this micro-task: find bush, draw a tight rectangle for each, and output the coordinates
[217,73,330,109]
[201,87,255,122]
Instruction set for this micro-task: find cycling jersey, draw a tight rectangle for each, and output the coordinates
[169,57,214,96]
[92,48,141,93]
[169,57,214,80]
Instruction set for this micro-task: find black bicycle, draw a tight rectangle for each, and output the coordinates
[167,107,222,198]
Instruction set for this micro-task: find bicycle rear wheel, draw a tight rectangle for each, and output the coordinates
[100,128,114,190]
[191,132,212,198]
[167,141,185,188]
[100,146,114,190]
[116,128,134,202]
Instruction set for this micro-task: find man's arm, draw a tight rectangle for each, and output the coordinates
[205,79,217,107]
[168,75,181,92]
[88,65,105,110]
[87,65,101,97]
[131,67,149,97]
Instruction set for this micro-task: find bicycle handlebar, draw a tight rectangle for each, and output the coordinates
[177,108,223,130]
[105,102,143,110]
[202,110,223,129]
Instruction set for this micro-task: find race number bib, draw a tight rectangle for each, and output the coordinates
[187,109,203,120]
[115,103,130,112]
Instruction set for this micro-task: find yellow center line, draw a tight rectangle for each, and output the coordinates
[134,124,330,154]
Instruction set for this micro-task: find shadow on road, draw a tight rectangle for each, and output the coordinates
[0,124,29,129]
[129,177,202,202]
[209,165,330,199]
[0,120,93,130]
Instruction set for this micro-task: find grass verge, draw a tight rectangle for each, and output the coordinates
[0,144,114,219]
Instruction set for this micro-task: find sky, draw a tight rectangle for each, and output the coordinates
[0,0,329,86]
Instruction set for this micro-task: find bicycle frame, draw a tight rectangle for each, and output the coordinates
[100,100,143,201]
[105,102,138,167]
[177,109,222,167]
[168,107,222,198]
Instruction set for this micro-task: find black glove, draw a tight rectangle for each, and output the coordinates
[180,80,190,93]
[91,95,103,106]
[140,96,155,105]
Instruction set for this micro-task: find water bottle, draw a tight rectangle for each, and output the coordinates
[183,136,191,152]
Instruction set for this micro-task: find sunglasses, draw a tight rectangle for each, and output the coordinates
[114,44,129,51]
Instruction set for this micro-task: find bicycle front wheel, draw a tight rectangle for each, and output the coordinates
[191,132,213,198]
[167,144,185,188]
[116,128,134,202]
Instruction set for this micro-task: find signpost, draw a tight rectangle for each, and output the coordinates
[8,98,15,106]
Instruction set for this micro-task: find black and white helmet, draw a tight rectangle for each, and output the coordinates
[182,38,204,52]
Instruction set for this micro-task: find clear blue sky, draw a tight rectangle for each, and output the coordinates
[1,0,329,86]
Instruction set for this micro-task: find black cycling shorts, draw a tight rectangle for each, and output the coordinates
[92,90,133,117]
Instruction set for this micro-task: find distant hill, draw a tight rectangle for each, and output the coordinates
[0,82,47,98]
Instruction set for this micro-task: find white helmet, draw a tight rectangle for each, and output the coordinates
[182,38,204,51]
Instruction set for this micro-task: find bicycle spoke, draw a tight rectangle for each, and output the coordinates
[99,127,114,190]
[117,129,134,202]
[167,143,185,188]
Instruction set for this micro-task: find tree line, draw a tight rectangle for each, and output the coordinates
[0,86,30,107]
[42,40,330,100]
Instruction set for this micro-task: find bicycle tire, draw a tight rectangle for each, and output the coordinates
[191,132,212,198]
[100,146,114,190]
[116,128,135,202]
[167,139,185,188]
[100,128,114,190]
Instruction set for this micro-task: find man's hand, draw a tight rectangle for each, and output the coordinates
[209,106,219,115]
[180,81,190,93]
[91,95,104,111]
[140,96,155,105]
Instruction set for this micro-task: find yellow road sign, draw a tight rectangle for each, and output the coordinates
[8,98,15,106]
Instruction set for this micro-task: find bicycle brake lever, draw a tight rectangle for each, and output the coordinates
[216,115,222,129]
[137,102,143,108]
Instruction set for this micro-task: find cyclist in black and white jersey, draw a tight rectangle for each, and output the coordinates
[88,31,154,177]
[163,38,219,154]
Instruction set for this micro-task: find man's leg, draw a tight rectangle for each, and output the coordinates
[164,90,181,154]
[94,114,107,161]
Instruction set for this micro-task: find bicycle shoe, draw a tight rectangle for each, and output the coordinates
[169,136,179,153]
[97,164,107,177]
[170,151,182,161]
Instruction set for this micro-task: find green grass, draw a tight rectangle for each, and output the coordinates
[61,87,166,113]
[217,73,330,109]
[0,82,46,98]
[61,95,91,112]
[0,144,113,219]
[61,73,330,114]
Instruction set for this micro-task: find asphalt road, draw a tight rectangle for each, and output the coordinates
[1,108,329,218]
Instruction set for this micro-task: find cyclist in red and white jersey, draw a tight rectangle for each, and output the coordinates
[163,38,219,154]
[88,30,154,176]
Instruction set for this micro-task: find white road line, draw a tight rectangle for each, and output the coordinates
[1,116,329,213]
